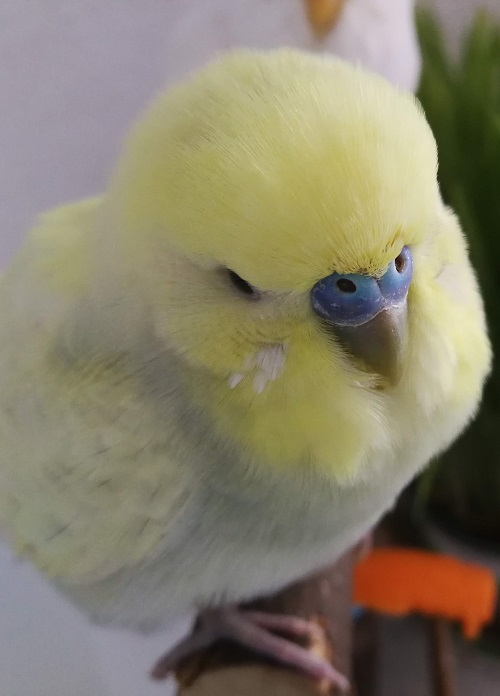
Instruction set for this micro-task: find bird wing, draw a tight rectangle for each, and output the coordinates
[0,200,191,584]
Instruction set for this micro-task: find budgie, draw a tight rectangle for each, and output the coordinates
[0,50,490,690]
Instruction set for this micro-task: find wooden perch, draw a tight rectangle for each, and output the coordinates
[175,549,356,696]
[428,619,458,696]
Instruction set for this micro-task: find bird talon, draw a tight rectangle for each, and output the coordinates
[150,608,349,691]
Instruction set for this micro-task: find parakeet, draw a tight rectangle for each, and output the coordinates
[0,50,490,689]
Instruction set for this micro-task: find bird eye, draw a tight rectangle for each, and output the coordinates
[227,269,258,297]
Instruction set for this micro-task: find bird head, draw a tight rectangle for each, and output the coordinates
[103,50,489,477]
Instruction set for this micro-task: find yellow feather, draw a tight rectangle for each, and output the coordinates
[110,51,439,288]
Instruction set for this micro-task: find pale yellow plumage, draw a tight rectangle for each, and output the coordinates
[0,51,490,638]
[0,199,191,584]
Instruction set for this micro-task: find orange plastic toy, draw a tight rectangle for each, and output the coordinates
[353,548,498,639]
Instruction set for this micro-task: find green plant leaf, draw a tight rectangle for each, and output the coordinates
[415,8,500,538]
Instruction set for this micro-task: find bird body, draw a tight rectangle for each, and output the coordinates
[0,52,490,640]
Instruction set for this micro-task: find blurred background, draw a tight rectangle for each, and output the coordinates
[1,1,500,694]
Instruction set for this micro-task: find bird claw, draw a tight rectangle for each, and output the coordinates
[150,608,350,692]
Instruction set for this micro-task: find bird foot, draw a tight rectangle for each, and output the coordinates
[150,608,350,692]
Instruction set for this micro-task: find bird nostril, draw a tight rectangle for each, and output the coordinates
[395,253,406,274]
[336,278,357,293]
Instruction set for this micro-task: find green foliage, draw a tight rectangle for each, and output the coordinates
[416,9,500,541]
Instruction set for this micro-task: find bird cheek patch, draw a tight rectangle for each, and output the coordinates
[228,343,288,394]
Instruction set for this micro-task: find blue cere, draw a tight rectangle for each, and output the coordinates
[311,246,413,327]
[377,246,413,304]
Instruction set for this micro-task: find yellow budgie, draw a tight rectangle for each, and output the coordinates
[0,50,490,690]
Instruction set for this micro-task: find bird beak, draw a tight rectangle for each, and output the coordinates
[305,0,346,37]
[331,302,408,387]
